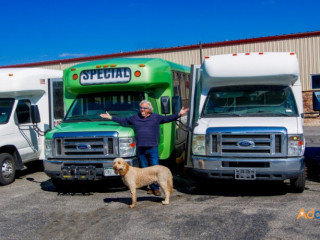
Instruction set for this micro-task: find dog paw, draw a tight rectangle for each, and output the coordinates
[161,201,169,205]
[129,204,135,208]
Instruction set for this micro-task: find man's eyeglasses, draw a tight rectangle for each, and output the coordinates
[140,107,149,110]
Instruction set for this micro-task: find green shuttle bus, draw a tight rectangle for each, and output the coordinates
[44,58,190,184]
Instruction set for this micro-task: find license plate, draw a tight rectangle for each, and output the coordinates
[235,168,256,180]
[104,167,117,176]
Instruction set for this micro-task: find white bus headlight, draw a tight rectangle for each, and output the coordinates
[119,138,136,157]
[45,139,53,158]
[288,135,304,156]
[192,134,206,155]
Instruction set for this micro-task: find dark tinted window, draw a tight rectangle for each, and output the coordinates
[16,100,31,124]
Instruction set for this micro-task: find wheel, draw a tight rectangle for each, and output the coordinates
[290,170,306,193]
[0,153,16,185]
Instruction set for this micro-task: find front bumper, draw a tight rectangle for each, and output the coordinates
[44,157,139,180]
[192,156,305,180]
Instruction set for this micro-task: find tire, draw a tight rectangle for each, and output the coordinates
[290,170,306,193]
[0,153,16,186]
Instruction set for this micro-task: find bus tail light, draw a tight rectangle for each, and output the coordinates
[73,74,78,80]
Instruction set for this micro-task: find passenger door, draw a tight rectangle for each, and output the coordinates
[185,65,201,167]
[15,99,40,161]
[48,78,64,129]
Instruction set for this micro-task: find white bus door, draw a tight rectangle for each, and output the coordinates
[48,78,64,129]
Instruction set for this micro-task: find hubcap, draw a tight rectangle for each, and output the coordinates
[2,160,13,179]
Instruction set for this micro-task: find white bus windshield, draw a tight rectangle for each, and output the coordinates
[64,92,145,122]
[0,99,14,124]
[202,85,298,117]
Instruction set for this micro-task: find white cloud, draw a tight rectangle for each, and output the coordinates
[59,53,86,58]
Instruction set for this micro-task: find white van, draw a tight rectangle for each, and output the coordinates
[186,52,305,192]
[0,68,63,185]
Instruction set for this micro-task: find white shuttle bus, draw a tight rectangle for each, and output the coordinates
[0,68,63,185]
[186,52,305,192]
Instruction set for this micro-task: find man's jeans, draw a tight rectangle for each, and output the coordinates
[137,147,160,191]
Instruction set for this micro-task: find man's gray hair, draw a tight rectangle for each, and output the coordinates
[140,100,154,113]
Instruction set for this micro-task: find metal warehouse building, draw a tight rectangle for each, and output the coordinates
[2,30,320,125]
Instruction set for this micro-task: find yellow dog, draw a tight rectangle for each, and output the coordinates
[113,158,173,208]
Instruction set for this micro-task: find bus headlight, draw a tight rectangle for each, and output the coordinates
[288,135,304,156]
[45,139,53,158]
[119,138,136,157]
[192,134,206,155]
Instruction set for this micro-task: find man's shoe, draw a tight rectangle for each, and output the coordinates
[147,189,153,194]
[154,189,161,196]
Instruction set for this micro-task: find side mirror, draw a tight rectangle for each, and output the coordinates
[31,105,41,124]
[313,92,320,111]
[172,96,182,114]
[161,96,170,114]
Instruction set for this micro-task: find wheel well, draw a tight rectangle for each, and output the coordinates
[0,146,23,170]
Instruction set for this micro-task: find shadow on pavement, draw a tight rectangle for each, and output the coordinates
[40,178,128,195]
[16,160,44,179]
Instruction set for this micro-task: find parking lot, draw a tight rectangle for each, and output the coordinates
[1,126,320,240]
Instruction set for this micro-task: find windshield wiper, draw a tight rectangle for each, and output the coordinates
[64,116,94,122]
[204,112,243,117]
[252,111,292,116]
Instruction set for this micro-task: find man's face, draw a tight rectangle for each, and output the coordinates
[140,103,150,117]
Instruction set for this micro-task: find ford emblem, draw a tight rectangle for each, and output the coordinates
[77,144,91,150]
[237,140,255,148]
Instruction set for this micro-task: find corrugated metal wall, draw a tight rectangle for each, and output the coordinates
[39,35,320,91]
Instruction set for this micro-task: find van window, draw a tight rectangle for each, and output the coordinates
[16,100,31,124]
[0,99,14,124]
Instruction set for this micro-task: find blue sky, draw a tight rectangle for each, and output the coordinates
[0,0,319,66]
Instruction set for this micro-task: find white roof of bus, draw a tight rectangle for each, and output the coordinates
[202,52,300,90]
[0,68,62,97]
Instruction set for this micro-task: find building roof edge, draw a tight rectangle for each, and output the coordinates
[1,30,320,68]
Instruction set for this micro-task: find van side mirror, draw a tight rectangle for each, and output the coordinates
[31,105,41,124]
[161,96,170,114]
[172,96,182,114]
[313,92,320,111]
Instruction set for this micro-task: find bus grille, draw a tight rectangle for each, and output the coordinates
[208,127,286,157]
[52,132,118,158]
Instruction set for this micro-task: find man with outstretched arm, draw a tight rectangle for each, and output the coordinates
[100,100,189,196]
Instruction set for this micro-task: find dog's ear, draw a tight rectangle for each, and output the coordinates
[122,161,130,175]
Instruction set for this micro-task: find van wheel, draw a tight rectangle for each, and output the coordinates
[0,153,16,185]
[290,171,305,193]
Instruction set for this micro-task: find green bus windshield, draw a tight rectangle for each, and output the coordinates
[64,92,145,122]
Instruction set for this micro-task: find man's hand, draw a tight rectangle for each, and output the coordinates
[178,106,189,117]
[100,111,112,120]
